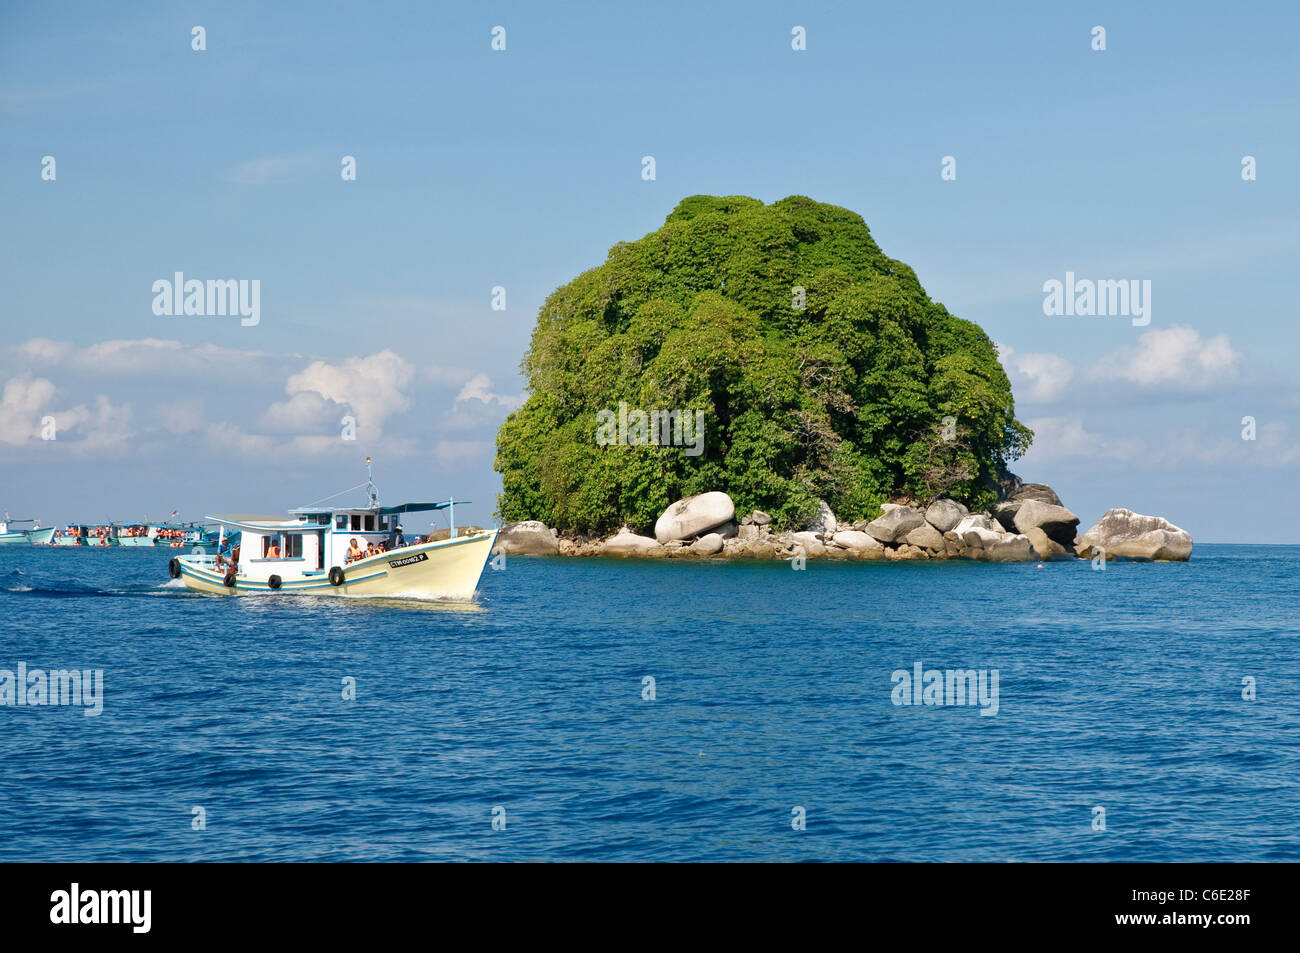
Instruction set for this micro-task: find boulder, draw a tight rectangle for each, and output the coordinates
[749,510,773,525]
[1076,508,1193,561]
[713,520,738,539]
[748,538,780,559]
[1013,483,1064,507]
[690,533,725,556]
[924,499,968,533]
[975,533,1034,563]
[885,543,929,560]
[493,520,559,556]
[803,499,837,536]
[905,522,945,551]
[602,528,665,557]
[831,530,885,556]
[785,531,826,557]
[654,492,735,543]
[995,483,1067,530]
[1024,526,1069,560]
[953,514,999,535]
[992,502,1020,532]
[864,505,926,543]
[1012,499,1080,547]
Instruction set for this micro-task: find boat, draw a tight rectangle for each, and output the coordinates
[168,460,497,601]
[0,518,55,545]
[114,524,154,547]
[53,525,87,546]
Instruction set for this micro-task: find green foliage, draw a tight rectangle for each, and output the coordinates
[495,195,1031,534]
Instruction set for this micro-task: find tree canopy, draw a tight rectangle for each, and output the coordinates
[495,195,1031,534]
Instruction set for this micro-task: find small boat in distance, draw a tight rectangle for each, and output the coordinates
[0,517,55,545]
[168,460,497,601]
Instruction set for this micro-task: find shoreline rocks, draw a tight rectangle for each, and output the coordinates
[498,486,1194,564]
[1076,508,1193,562]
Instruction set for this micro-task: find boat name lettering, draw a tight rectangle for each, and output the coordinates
[388,552,428,568]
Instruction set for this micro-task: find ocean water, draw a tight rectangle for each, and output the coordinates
[0,543,1296,862]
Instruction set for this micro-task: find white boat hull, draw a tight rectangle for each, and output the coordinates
[174,529,498,601]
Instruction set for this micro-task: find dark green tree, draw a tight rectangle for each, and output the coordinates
[495,195,1031,535]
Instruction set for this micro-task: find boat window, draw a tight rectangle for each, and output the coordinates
[284,534,303,558]
[350,514,360,531]
[335,515,347,529]
[364,514,375,531]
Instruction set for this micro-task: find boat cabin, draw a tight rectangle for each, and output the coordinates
[207,501,467,583]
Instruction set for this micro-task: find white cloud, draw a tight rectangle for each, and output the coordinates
[1089,326,1242,390]
[258,391,343,435]
[998,344,1074,403]
[0,375,57,443]
[0,375,131,452]
[276,350,415,438]
[442,373,524,431]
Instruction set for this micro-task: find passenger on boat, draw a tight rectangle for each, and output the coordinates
[347,538,363,563]
[266,540,281,558]
[216,536,232,570]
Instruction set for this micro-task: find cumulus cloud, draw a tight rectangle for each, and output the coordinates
[442,373,524,430]
[275,350,415,439]
[0,375,131,453]
[998,344,1075,403]
[0,375,57,443]
[1089,326,1242,390]
[258,391,344,435]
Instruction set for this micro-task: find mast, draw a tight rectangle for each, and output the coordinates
[365,456,379,508]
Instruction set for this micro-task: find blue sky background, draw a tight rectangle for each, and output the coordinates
[1,1,1296,541]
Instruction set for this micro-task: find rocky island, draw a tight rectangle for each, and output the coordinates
[492,195,1193,564]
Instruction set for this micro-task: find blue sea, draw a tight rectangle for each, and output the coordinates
[0,544,1296,862]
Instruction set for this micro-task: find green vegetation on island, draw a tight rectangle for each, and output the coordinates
[494,194,1032,535]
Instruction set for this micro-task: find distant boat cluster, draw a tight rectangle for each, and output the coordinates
[0,518,217,549]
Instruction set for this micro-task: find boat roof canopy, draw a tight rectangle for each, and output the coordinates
[285,501,470,517]
[213,501,474,530]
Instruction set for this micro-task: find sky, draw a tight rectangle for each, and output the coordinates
[1,1,1296,542]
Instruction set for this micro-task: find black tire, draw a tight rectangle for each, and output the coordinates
[168,557,181,579]
[329,566,345,587]
[223,571,237,588]
[267,574,282,590]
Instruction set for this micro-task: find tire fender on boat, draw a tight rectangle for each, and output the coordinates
[329,566,345,587]
[168,557,181,579]
[267,574,281,590]
[223,571,237,588]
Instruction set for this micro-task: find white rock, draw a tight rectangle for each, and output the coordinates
[690,533,724,555]
[602,528,665,557]
[654,492,736,543]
